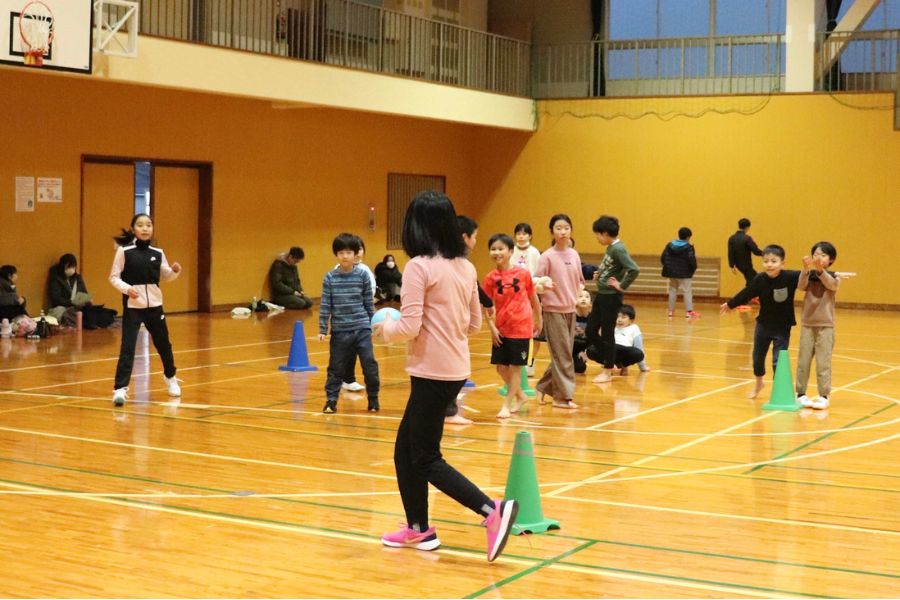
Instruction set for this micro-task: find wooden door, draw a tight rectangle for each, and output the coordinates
[152,166,199,313]
[81,163,136,312]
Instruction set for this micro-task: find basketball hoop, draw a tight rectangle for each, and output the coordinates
[19,0,55,67]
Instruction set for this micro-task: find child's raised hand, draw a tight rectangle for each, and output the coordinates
[127,287,140,299]
[719,302,731,315]
[802,256,813,270]
[171,262,182,273]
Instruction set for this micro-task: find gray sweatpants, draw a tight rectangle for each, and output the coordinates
[667,278,693,312]
[795,326,835,398]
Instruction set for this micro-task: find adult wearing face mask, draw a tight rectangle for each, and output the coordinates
[374,254,402,302]
[47,254,91,322]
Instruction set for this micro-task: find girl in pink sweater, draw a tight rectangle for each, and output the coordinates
[373,191,518,562]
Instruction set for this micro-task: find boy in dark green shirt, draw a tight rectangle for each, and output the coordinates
[586,215,640,383]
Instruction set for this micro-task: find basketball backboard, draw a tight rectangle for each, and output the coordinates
[1,0,92,73]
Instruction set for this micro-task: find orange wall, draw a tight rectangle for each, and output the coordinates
[470,93,900,305]
[3,68,897,309]
[0,68,480,308]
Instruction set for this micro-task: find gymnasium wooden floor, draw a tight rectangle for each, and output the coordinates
[1,300,898,598]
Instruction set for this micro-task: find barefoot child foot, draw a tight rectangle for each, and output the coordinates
[510,391,528,413]
[750,376,765,399]
[593,369,613,384]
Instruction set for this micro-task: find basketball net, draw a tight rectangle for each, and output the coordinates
[19,0,55,67]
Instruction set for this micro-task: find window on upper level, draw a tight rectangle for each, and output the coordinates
[608,0,787,39]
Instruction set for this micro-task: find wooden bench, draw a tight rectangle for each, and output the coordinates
[579,253,720,297]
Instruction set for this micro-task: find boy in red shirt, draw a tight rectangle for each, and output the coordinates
[483,233,543,419]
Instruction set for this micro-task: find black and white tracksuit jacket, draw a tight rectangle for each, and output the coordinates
[109,240,179,309]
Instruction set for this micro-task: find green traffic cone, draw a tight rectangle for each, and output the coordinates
[762,349,801,411]
[504,431,560,535]
[498,366,536,398]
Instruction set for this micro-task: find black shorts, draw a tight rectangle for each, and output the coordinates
[491,337,531,366]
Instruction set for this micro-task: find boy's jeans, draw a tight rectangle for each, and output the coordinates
[325,329,380,400]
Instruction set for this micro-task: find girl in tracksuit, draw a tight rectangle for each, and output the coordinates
[109,213,182,406]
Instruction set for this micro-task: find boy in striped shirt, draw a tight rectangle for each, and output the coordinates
[318,233,380,413]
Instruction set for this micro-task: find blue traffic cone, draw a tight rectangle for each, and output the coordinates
[279,321,318,372]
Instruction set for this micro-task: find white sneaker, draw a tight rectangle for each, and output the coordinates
[113,387,128,406]
[165,376,182,397]
[810,396,830,410]
[342,381,365,392]
[798,394,814,408]
[526,365,535,377]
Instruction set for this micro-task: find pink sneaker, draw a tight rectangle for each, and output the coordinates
[685,311,701,319]
[484,499,518,562]
[381,525,441,551]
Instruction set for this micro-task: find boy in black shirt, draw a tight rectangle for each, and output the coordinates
[721,244,800,399]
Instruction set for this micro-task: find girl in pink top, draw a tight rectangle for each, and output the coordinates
[373,191,518,562]
[534,214,583,409]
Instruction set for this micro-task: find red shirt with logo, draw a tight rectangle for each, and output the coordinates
[483,267,534,338]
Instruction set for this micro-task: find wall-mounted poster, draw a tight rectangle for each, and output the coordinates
[15,176,34,212]
[37,177,63,202]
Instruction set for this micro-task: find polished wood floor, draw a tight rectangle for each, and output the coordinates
[1,300,898,598]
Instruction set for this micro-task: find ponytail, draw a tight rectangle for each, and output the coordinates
[113,213,151,246]
[113,228,136,247]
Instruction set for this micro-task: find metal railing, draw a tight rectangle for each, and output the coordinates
[98,0,531,97]
[817,29,899,92]
[92,2,898,101]
[532,35,785,98]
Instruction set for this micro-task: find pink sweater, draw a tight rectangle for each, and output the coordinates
[535,246,583,313]
[381,256,482,381]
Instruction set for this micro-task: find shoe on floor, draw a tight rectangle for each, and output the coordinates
[526,364,536,377]
[810,396,830,410]
[322,399,337,413]
[685,311,701,319]
[368,399,380,412]
[113,387,128,407]
[798,394,814,408]
[381,525,440,551]
[485,499,519,562]
[164,376,182,397]
[342,381,365,392]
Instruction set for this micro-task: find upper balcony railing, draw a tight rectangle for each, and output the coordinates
[533,35,785,98]
[100,0,531,97]
[816,29,899,92]
[96,2,899,101]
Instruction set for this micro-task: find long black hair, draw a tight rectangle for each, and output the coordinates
[113,213,151,246]
[402,191,466,259]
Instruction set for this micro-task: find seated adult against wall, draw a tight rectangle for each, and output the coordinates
[0,265,28,321]
[47,254,92,323]
[269,246,312,309]
[374,254,402,302]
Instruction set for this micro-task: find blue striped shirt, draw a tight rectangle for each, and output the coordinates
[319,266,374,334]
